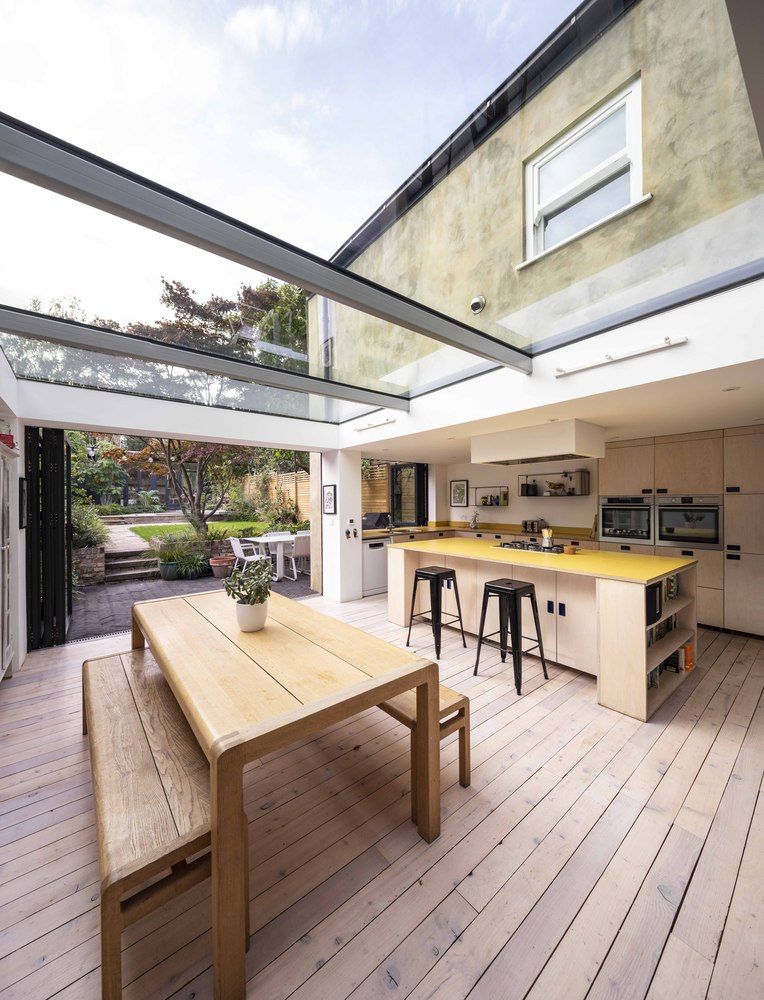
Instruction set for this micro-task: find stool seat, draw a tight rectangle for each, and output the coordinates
[484,578,534,596]
[406,566,466,659]
[474,577,548,694]
[416,565,455,579]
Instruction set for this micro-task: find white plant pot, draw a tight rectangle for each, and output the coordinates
[236,599,268,632]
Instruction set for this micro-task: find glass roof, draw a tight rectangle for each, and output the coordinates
[0,171,505,417]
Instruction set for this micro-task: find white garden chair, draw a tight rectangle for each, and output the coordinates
[228,537,268,572]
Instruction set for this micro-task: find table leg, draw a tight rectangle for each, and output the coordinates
[131,611,145,650]
[275,542,284,581]
[415,663,441,842]
[211,747,247,999]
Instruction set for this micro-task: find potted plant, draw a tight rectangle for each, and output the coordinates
[224,558,272,632]
[209,555,235,579]
[157,537,188,581]
[177,547,207,580]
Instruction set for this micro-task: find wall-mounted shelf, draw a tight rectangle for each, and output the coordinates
[471,485,509,508]
[518,469,590,498]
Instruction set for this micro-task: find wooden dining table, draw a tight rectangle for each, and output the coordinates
[130,589,441,1000]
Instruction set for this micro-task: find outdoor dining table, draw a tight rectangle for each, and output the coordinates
[131,588,441,1000]
[243,532,293,581]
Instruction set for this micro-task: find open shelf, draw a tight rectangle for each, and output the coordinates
[646,627,694,673]
[646,595,694,631]
[646,667,687,715]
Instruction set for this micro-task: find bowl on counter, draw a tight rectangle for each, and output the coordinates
[563,545,579,555]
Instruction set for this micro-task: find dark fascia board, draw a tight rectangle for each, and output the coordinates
[0,113,531,374]
[330,0,641,271]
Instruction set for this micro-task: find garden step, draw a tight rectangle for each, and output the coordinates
[105,549,155,561]
[105,556,159,570]
[105,567,161,583]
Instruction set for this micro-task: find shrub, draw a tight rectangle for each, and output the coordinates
[224,559,272,605]
[93,502,124,515]
[130,490,165,513]
[71,502,108,549]
[267,519,310,534]
[156,534,197,564]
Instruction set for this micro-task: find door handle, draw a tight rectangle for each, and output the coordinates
[656,488,668,494]
[726,554,740,560]
[681,550,694,556]
[620,545,631,551]
[547,600,554,614]
[642,488,652,494]
[726,486,740,493]
[558,603,566,617]
[727,544,741,551]
[368,542,384,549]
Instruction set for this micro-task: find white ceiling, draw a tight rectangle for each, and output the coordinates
[358,359,764,464]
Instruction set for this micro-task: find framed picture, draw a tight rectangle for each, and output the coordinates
[18,477,27,529]
[450,479,468,507]
[322,484,337,515]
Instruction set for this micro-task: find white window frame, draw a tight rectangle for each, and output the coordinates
[524,78,643,260]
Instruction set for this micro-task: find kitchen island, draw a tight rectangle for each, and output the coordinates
[388,538,697,722]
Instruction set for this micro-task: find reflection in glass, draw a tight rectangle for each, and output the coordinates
[543,170,630,250]
[538,105,626,203]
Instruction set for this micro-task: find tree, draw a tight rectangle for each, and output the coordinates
[68,431,126,503]
[107,438,261,535]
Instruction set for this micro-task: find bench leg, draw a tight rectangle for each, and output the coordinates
[82,673,88,736]
[410,728,418,825]
[101,888,123,1000]
[459,705,471,788]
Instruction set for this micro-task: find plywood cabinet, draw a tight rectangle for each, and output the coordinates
[599,542,655,555]
[724,494,764,555]
[654,433,723,495]
[508,565,557,664]
[443,556,478,635]
[657,546,723,589]
[724,553,764,635]
[555,573,597,674]
[599,441,654,495]
[724,428,764,494]
[697,586,724,628]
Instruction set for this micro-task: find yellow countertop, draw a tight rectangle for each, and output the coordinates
[389,537,696,585]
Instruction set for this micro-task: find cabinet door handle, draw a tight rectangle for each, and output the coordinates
[657,488,668,494]
[681,549,694,556]
[727,544,741,551]
[642,488,652,494]
[476,533,483,538]
[620,545,631,551]
[547,600,554,614]
[726,486,740,493]
[558,603,566,617]
[726,554,741,560]
[368,542,384,549]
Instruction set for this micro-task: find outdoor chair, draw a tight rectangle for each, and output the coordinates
[290,533,310,578]
[228,537,266,571]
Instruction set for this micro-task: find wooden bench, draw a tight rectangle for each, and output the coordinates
[82,649,249,1000]
[380,685,470,822]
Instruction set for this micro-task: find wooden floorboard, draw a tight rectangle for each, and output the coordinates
[0,596,760,999]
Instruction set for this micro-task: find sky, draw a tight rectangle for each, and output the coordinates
[0,0,577,325]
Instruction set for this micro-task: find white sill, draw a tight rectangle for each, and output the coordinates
[516,193,653,271]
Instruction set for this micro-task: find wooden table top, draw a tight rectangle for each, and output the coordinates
[132,590,424,758]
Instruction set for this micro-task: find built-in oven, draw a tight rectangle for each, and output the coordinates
[599,496,655,544]
[656,496,723,550]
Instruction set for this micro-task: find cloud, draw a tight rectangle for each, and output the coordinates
[225,2,324,54]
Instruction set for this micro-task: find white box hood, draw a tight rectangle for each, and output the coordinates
[471,419,605,466]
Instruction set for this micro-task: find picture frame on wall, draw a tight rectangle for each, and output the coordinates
[322,484,337,515]
[18,477,27,529]
[450,479,468,507]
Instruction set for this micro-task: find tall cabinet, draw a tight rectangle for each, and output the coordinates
[723,425,764,635]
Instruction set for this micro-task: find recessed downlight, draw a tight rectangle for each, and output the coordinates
[722,386,741,392]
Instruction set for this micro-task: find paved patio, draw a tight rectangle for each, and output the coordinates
[68,572,314,641]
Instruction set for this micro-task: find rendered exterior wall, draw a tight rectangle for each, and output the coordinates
[323,0,764,372]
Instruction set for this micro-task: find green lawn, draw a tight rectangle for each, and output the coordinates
[129,521,268,542]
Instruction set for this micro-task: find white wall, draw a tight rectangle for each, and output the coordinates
[444,458,599,532]
[321,450,363,602]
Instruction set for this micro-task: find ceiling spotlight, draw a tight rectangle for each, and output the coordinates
[470,295,486,315]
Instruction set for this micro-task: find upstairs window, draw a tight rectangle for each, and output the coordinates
[525,79,643,258]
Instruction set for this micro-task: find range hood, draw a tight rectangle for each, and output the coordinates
[471,419,605,466]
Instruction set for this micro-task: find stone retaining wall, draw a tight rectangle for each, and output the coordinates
[74,546,106,586]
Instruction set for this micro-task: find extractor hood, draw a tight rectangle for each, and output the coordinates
[471,419,605,466]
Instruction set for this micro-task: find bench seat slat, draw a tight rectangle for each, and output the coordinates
[120,651,210,838]
[381,684,466,728]
[85,655,182,881]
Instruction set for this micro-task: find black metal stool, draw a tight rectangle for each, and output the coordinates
[474,578,548,694]
[406,566,467,660]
